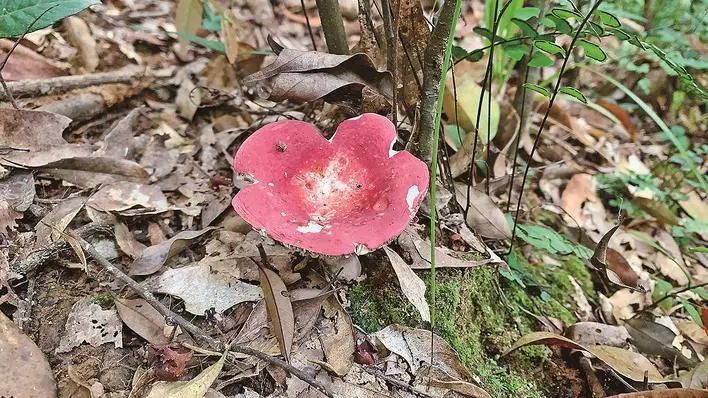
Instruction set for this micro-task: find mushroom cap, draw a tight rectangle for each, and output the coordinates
[232,113,429,256]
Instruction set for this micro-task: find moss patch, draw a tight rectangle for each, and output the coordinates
[348,250,596,397]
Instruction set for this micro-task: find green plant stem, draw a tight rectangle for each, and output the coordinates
[509,0,604,253]
[428,0,462,355]
[314,0,349,54]
[590,69,707,193]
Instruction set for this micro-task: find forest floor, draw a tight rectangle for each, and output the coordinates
[0,0,706,398]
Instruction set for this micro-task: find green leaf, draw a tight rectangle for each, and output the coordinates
[576,39,607,62]
[177,32,225,53]
[587,21,605,37]
[444,124,465,151]
[652,278,673,312]
[551,8,583,21]
[545,14,572,35]
[681,299,704,328]
[516,224,593,259]
[512,7,540,21]
[503,43,530,61]
[0,0,99,38]
[528,52,554,67]
[511,18,538,38]
[473,27,500,43]
[559,86,587,103]
[534,39,566,57]
[610,28,631,40]
[201,2,222,32]
[464,49,484,62]
[598,10,621,28]
[523,82,550,97]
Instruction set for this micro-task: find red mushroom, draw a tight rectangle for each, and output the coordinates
[232,113,429,256]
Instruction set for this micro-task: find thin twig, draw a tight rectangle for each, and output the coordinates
[70,231,335,398]
[299,0,318,51]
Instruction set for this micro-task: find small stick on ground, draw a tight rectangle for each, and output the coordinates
[0,67,173,101]
[69,230,334,398]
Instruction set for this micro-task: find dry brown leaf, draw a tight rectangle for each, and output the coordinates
[561,173,597,225]
[220,10,240,64]
[372,325,470,378]
[175,0,203,57]
[625,318,699,368]
[383,246,430,322]
[97,107,143,159]
[63,16,99,72]
[398,227,495,269]
[676,319,708,345]
[244,38,392,107]
[634,197,680,225]
[607,389,708,398]
[0,39,67,80]
[114,221,147,259]
[0,170,35,232]
[115,298,179,345]
[678,360,708,389]
[565,322,630,347]
[0,312,57,397]
[258,263,295,362]
[88,182,168,215]
[130,227,216,276]
[145,350,226,398]
[454,184,512,240]
[35,197,85,248]
[679,191,708,223]
[316,296,355,376]
[155,264,261,315]
[56,297,123,353]
[503,331,664,382]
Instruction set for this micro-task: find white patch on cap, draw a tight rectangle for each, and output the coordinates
[388,136,398,158]
[350,115,363,121]
[297,221,324,234]
[280,212,287,217]
[406,185,420,214]
[267,182,275,187]
[328,132,337,143]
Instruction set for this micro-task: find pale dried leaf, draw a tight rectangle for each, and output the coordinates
[258,263,295,362]
[115,298,178,345]
[454,184,511,240]
[63,16,99,72]
[114,221,147,259]
[88,182,168,215]
[35,197,86,247]
[131,228,216,276]
[155,264,262,315]
[57,297,123,353]
[0,312,57,397]
[146,350,227,398]
[383,246,430,322]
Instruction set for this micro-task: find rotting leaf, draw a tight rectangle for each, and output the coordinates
[130,227,217,276]
[606,389,708,398]
[383,246,430,322]
[678,359,708,389]
[503,331,665,382]
[145,348,227,398]
[56,296,123,353]
[0,170,35,232]
[397,227,496,269]
[257,260,295,363]
[0,312,57,397]
[624,318,699,368]
[243,38,392,109]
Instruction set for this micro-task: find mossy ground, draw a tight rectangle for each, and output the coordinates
[347,251,594,398]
